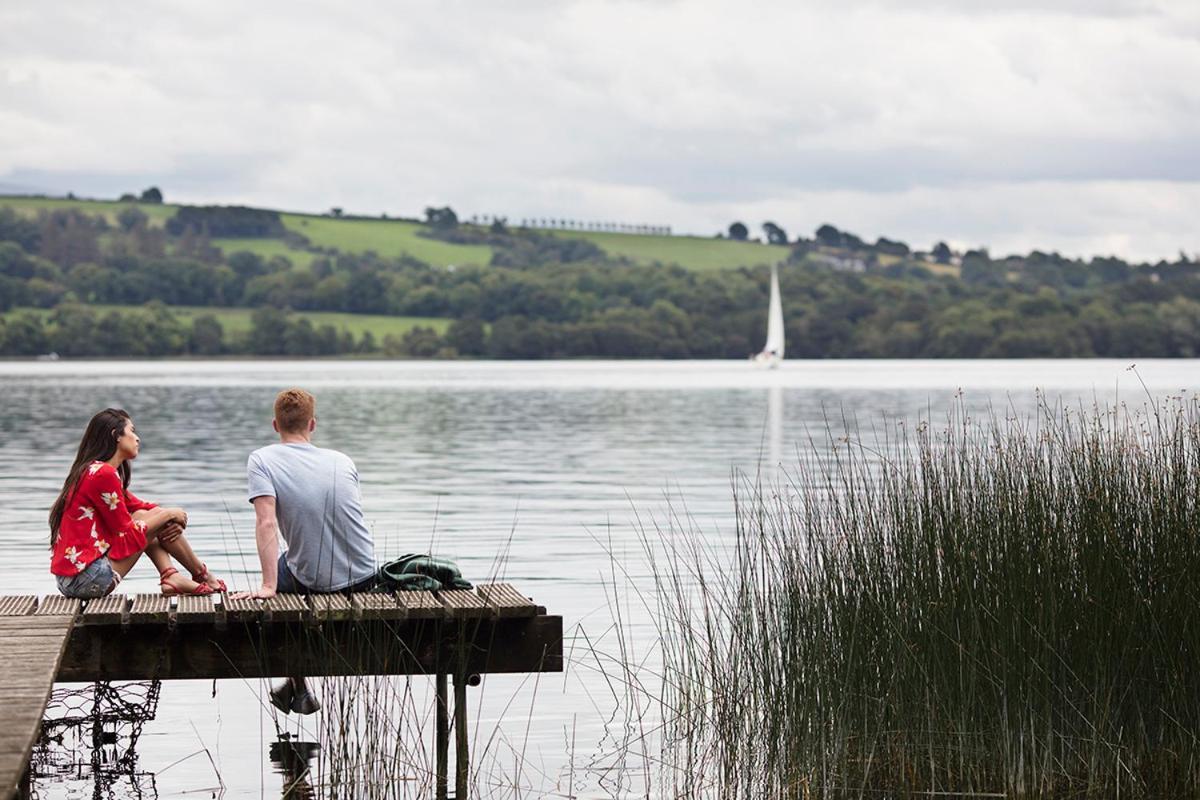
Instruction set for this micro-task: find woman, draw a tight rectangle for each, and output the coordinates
[49,408,225,598]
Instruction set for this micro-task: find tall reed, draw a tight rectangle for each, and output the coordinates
[646,397,1200,797]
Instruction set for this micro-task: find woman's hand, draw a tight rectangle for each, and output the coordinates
[159,520,184,545]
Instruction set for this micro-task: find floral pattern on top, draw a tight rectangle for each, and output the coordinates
[50,461,157,576]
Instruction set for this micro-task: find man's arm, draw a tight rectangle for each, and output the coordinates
[232,496,279,599]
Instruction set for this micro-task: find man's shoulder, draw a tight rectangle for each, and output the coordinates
[314,446,356,468]
[248,443,283,462]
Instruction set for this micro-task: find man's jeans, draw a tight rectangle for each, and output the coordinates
[276,553,376,594]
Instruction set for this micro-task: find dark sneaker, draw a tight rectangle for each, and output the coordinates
[269,680,294,714]
[291,689,322,715]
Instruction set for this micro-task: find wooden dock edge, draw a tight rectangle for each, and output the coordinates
[0,602,76,800]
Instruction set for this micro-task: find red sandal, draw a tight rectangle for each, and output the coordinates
[191,563,227,593]
[160,567,213,596]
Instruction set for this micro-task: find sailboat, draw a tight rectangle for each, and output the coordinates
[753,262,784,368]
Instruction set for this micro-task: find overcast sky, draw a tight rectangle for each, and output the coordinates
[2,0,1198,261]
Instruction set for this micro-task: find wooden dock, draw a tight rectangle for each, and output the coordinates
[0,585,562,800]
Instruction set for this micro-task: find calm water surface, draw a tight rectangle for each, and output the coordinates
[1,359,1194,798]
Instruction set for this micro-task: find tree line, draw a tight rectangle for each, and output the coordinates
[2,205,1199,358]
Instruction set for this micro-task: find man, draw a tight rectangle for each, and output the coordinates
[233,387,377,714]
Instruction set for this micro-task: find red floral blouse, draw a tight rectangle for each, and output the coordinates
[50,461,156,576]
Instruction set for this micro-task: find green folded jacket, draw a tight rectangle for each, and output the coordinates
[375,554,473,592]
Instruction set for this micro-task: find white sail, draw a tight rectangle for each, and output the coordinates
[764,262,784,359]
[753,263,784,367]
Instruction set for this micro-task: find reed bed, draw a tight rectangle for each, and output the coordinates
[644,396,1200,798]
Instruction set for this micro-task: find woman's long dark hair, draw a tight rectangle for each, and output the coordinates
[49,409,133,547]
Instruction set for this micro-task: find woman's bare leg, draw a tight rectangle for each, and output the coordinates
[109,549,142,579]
[147,540,204,593]
[109,510,158,578]
[156,533,223,589]
[143,540,171,573]
[137,508,222,590]
[109,511,203,593]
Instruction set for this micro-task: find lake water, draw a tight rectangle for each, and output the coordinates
[1,359,1195,798]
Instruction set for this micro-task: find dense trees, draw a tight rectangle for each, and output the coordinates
[2,204,1199,359]
[762,222,788,246]
[165,206,285,237]
[424,206,458,229]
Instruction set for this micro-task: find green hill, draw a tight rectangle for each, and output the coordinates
[3,192,1197,361]
[0,195,780,272]
[0,196,179,224]
[2,305,449,339]
[550,229,776,272]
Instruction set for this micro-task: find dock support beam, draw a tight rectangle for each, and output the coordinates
[436,673,449,800]
[436,672,469,799]
[455,672,469,799]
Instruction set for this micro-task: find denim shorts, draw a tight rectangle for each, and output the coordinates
[56,557,118,599]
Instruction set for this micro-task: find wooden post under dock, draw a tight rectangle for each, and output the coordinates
[0,585,562,800]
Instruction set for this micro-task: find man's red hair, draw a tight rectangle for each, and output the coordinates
[274,388,315,433]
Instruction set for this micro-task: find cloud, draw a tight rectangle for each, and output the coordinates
[0,0,1197,261]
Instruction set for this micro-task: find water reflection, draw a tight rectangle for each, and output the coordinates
[31,682,321,799]
[31,681,161,799]
[270,734,319,800]
[767,384,783,476]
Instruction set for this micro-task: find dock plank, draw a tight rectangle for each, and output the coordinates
[437,589,491,619]
[128,594,170,624]
[80,594,129,625]
[0,614,73,800]
[222,596,264,624]
[476,584,538,618]
[396,590,444,619]
[0,595,35,616]
[264,593,307,622]
[310,594,353,622]
[176,594,217,624]
[350,592,408,621]
[34,596,80,617]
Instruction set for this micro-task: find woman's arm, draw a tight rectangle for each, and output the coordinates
[131,506,184,538]
[85,468,154,558]
[122,487,187,543]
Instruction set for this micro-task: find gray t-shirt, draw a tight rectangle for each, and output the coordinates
[247,442,376,592]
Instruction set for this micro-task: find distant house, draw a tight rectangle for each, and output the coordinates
[809,249,867,273]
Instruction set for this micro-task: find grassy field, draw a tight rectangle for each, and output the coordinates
[556,230,784,272]
[3,305,450,338]
[0,195,177,224]
[920,258,961,277]
[2,194,797,272]
[281,214,492,266]
[210,237,317,269]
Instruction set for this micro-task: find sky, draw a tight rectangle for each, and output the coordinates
[1,0,1198,262]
